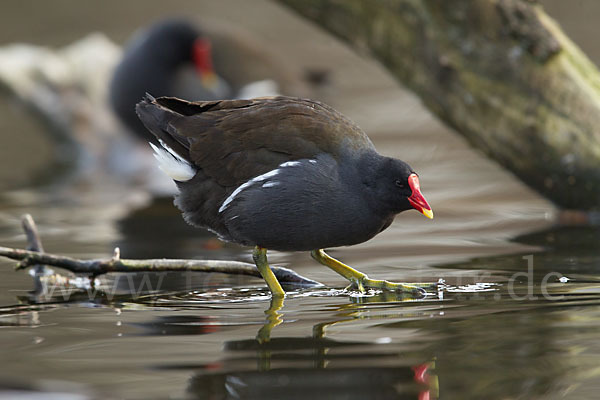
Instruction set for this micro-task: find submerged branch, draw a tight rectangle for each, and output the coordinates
[0,246,321,286]
[1,215,321,288]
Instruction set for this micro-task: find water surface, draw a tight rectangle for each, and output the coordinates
[1,1,599,399]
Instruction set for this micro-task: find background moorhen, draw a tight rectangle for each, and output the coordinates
[109,19,230,143]
[136,95,433,297]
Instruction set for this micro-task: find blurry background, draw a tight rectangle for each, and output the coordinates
[0,0,559,263]
[0,1,599,399]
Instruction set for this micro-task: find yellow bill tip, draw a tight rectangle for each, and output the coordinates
[422,208,434,219]
[201,71,218,88]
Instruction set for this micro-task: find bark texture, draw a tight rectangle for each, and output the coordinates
[280,0,600,209]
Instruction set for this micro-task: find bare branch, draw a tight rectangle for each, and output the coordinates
[21,213,52,295]
[1,214,322,289]
[22,213,44,253]
[0,245,321,287]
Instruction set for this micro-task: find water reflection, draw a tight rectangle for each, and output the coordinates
[1,0,598,397]
[116,197,210,259]
[1,222,600,399]
[185,360,436,399]
[145,293,439,399]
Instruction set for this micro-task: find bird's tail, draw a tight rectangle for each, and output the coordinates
[136,94,197,181]
[136,93,192,160]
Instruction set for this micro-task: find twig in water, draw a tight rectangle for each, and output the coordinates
[21,214,53,295]
[1,214,322,289]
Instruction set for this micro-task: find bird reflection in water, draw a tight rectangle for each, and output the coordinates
[182,292,439,400]
[5,284,440,399]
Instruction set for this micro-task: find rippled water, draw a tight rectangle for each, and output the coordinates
[1,191,599,399]
[1,1,600,399]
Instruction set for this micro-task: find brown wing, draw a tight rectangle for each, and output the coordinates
[137,95,374,187]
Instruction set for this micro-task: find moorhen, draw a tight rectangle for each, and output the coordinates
[109,19,229,143]
[136,95,433,297]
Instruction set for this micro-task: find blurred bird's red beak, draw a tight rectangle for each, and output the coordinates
[408,173,433,219]
[192,38,217,87]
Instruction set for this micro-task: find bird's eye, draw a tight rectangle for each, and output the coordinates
[395,180,405,188]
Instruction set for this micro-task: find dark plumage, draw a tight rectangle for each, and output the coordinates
[136,95,433,296]
[110,20,223,142]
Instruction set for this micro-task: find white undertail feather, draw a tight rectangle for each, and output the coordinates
[149,140,196,182]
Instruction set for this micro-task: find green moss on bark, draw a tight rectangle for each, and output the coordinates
[281,0,600,209]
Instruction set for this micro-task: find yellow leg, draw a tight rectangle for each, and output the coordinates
[253,246,285,297]
[256,295,285,344]
[311,249,428,295]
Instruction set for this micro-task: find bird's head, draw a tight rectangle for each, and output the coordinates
[375,158,433,219]
[191,36,218,88]
[143,19,218,88]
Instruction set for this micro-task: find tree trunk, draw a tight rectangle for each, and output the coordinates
[279,0,600,210]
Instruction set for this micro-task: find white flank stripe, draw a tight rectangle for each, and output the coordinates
[149,141,195,182]
[262,181,280,188]
[280,161,301,168]
[218,159,310,213]
[218,169,279,212]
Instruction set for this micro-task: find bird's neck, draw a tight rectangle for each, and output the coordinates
[350,152,396,218]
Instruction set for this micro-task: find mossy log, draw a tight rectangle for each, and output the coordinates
[280,0,600,210]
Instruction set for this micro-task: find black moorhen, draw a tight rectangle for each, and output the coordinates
[136,95,433,297]
[110,19,226,143]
